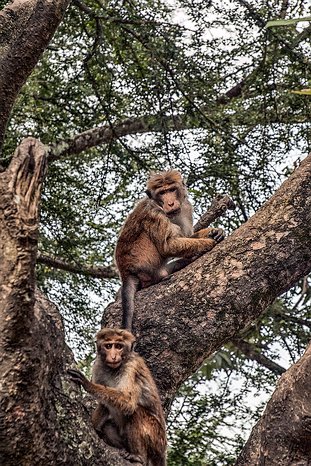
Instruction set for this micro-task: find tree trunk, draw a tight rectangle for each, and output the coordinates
[235,343,311,466]
[0,0,71,154]
[0,139,132,466]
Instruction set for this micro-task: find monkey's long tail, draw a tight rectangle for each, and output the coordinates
[121,275,140,331]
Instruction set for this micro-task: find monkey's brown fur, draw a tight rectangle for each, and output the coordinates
[115,170,225,330]
[68,328,167,466]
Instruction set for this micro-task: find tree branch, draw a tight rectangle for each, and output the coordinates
[193,194,236,232]
[281,313,311,330]
[37,252,118,279]
[232,338,286,376]
[46,107,310,161]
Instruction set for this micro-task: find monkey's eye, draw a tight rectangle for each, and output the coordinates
[104,344,113,349]
[168,187,176,192]
[115,343,124,350]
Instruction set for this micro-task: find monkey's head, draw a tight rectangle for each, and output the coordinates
[96,328,136,369]
[146,170,186,217]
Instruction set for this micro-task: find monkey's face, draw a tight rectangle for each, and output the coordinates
[153,186,182,217]
[99,338,128,369]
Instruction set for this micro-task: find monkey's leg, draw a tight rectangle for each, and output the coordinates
[165,258,193,274]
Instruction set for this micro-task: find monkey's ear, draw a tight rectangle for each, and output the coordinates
[146,189,152,198]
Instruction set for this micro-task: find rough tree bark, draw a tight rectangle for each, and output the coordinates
[236,343,311,466]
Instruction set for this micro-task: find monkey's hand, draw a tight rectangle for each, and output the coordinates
[208,228,225,243]
[67,368,89,390]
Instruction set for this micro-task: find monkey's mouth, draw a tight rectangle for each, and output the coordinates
[166,208,181,217]
[107,361,121,369]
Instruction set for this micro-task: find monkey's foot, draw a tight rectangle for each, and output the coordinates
[120,450,144,464]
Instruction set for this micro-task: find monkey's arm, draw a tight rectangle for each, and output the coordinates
[145,211,223,258]
[157,227,217,258]
[165,228,226,274]
[68,369,140,415]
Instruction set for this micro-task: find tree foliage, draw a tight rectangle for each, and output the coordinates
[1,0,310,463]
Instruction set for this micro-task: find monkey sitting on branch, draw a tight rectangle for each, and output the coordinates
[115,169,226,331]
[68,328,167,466]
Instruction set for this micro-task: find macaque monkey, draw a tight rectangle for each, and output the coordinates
[115,170,225,330]
[68,328,167,466]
